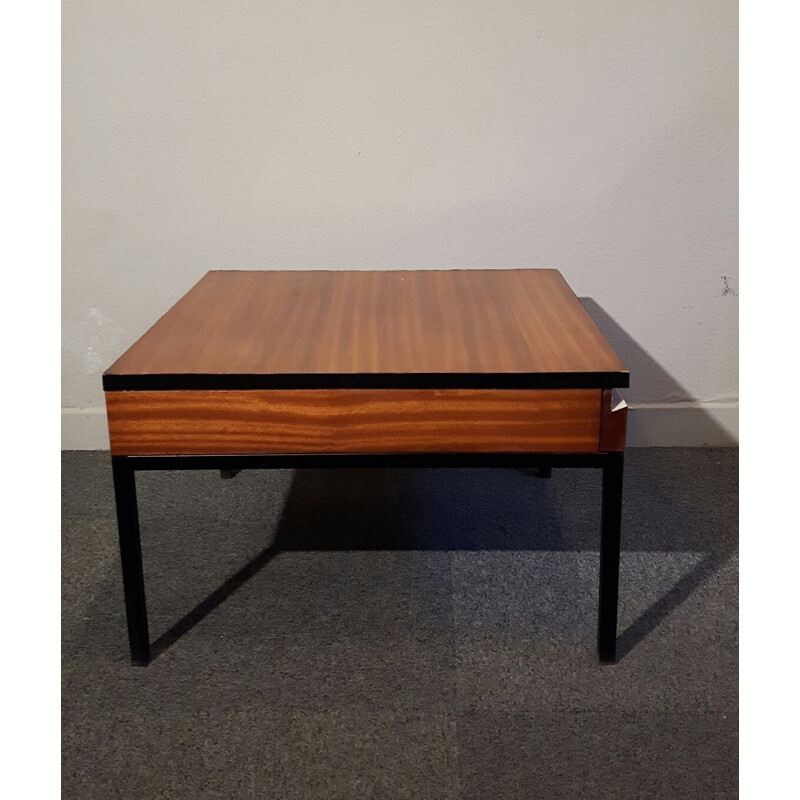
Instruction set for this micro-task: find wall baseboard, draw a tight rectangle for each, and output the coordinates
[626,402,737,446]
[62,401,738,450]
[61,407,110,450]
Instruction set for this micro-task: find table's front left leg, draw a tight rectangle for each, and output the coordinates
[111,456,151,665]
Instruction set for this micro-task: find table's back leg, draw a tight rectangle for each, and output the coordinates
[598,452,624,663]
[111,456,151,665]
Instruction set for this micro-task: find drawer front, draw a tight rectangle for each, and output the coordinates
[105,389,603,456]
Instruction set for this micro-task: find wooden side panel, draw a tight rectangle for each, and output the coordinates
[599,389,628,451]
[106,389,603,456]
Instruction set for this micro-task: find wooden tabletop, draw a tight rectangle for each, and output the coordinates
[103,269,628,391]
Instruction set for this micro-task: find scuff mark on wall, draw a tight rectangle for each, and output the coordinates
[63,308,125,375]
[720,276,738,297]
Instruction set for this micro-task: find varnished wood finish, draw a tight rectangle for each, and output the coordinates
[599,389,628,452]
[106,389,603,456]
[104,270,628,390]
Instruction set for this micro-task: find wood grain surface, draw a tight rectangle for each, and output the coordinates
[103,270,628,390]
[106,389,603,456]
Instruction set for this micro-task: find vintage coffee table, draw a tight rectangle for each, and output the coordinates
[103,269,629,666]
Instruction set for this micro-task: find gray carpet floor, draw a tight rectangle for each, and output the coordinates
[62,448,738,799]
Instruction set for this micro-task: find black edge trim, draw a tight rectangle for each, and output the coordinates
[103,371,630,391]
[119,452,613,471]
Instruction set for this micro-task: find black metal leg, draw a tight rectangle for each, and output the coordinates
[598,452,624,663]
[105,452,622,666]
[111,456,151,665]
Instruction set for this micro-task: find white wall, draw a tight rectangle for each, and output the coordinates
[62,1,738,448]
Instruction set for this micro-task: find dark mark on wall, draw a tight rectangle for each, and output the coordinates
[721,276,738,297]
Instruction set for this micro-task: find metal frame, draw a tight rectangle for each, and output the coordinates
[111,451,624,666]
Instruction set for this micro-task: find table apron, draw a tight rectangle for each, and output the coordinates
[103,388,629,456]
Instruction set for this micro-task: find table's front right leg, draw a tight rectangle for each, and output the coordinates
[111,456,151,665]
[598,452,624,663]
[597,390,628,664]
